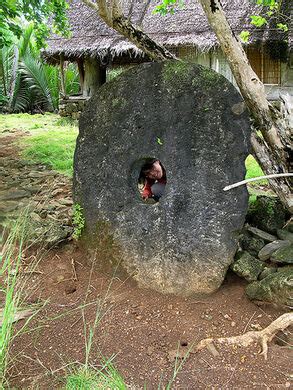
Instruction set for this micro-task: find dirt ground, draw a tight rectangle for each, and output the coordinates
[8,245,292,389]
[1,130,292,389]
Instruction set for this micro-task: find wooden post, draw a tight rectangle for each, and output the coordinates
[77,58,85,94]
[83,57,106,97]
[60,54,66,96]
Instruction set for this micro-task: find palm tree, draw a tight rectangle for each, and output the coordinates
[0,23,79,113]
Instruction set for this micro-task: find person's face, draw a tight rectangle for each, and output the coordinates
[146,161,163,180]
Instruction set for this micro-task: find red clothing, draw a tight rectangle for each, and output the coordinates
[142,177,167,199]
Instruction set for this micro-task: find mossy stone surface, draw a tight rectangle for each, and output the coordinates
[239,232,265,256]
[230,251,265,282]
[246,268,293,306]
[271,244,293,264]
[277,229,293,243]
[258,240,291,261]
[247,196,288,234]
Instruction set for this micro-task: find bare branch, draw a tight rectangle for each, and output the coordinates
[223,173,293,191]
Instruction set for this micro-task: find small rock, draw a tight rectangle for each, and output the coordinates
[230,251,265,282]
[246,226,277,243]
[246,196,288,234]
[246,268,293,306]
[277,229,293,243]
[258,240,291,261]
[65,284,77,295]
[250,323,262,331]
[239,232,265,256]
[270,244,293,264]
[259,267,277,280]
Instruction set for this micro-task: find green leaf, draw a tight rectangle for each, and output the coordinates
[277,23,288,32]
[157,137,163,145]
[250,15,267,27]
[239,30,250,43]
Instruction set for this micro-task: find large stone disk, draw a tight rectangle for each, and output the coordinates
[74,61,251,296]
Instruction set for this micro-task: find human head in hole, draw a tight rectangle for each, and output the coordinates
[140,159,166,202]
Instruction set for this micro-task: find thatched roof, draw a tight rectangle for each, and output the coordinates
[42,0,290,65]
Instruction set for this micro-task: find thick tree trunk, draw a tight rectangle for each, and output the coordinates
[198,0,292,212]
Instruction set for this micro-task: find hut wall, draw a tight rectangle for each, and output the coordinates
[179,45,293,100]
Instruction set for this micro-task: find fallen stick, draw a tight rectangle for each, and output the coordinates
[223,173,293,191]
[193,312,293,360]
[0,308,34,326]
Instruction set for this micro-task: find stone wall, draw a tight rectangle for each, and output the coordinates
[59,97,89,119]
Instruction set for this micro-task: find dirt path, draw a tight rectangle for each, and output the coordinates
[0,130,73,246]
[1,131,291,389]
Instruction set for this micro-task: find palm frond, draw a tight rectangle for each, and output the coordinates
[8,73,31,112]
[20,53,54,111]
[19,24,35,58]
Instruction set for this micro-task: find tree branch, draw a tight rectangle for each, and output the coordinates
[81,0,176,61]
[194,312,293,360]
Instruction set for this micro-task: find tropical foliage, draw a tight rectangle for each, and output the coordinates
[0,24,79,113]
[0,0,69,48]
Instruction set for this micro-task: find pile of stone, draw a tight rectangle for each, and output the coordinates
[231,196,292,307]
[59,97,88,119]
[0,141,73,249]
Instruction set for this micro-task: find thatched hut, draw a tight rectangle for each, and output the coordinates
[42,0,292,116]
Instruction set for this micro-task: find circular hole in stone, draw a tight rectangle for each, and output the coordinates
[138,158,167,203]
[180,340,188,347]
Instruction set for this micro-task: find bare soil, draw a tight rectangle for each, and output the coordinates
[1,131,292,389]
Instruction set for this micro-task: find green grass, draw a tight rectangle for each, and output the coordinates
[65,359,127,390]
[0,113,78,177]
[21,128,78,176]
[245,154,267,185]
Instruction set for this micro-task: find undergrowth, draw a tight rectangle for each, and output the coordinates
[72,204,85,239]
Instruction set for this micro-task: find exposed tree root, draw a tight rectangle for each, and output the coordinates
[194,313,293,360]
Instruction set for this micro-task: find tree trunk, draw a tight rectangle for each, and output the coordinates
[8,46,19,108]
[83,57,106,97]
[77,58,85,94]
[198,0,292,212]
[60,54,66,96]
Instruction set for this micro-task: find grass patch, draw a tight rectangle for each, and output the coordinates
[245,155,267,185]
[65,359,127,390]
[0,113,78,176]
[21,129,78,176]
[0,210,45,388]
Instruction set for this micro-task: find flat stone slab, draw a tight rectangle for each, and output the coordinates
[247,226,277,243]
[271,244,293,264]
[74,61,251,296]
[258,240,291,261]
